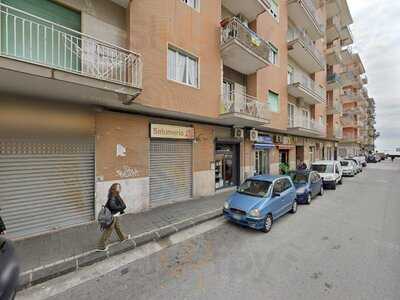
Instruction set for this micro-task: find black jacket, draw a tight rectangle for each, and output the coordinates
[0,216,5,234]
[106,195,126,215]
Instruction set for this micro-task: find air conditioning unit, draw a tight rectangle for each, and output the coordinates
[249,129,258,142]
[274,135,283,144]
[233,128,244,139]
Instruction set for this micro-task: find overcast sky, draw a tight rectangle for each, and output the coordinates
[347,0,400,152]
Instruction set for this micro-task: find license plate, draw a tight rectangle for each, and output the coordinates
[232,214,242,221]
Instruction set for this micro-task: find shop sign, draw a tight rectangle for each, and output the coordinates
[150,124,194,140]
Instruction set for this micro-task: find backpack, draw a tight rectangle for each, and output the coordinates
[97,206,113,230]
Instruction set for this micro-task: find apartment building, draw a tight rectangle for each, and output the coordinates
[0,0,373,239]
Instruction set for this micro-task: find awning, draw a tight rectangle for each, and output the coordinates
[254,135,275,150]
[278,144,295,150]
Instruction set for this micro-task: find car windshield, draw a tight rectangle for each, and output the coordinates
[340,161,349,166]
[289,172,308,184]
[237,179,272,198]
[311,164,334,173]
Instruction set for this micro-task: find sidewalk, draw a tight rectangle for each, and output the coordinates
[15,191,230,289]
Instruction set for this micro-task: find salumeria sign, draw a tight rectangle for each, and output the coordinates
[150,124,195,140]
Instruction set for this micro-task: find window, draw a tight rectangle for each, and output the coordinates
[288,103,295,127]
[267,0,279,20]
[238,179,272,198]
[287,65,294,84]
[320,116,324,126]
[181,0,199,10]
[283,179,292,191]
[268,91,280,113]
[309,146,315,163]
[302,110,309,128]
[168,47,199,87]
[273,180,284,194]
[255,150,268,175]
[268,43,278,65]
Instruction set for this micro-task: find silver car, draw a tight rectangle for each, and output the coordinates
[340,160,357,177]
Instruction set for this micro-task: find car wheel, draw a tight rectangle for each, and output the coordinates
[319,185,324,196]
[262,214,273,233]
[291,200,298,213]
[306,193,312,205]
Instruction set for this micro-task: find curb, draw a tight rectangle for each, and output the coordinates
[18,208,223,290]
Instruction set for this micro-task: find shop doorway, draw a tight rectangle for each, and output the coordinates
[215,143,239,189]
[279,149,289,174]
[296,146,304,166]
[255,150,269,175]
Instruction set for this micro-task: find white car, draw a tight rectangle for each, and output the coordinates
[346,158,362,173]
[340,160,357,177]
[354,156,367,167]
[311,160,343,190]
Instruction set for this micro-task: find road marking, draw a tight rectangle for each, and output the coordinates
[16,218,226,300]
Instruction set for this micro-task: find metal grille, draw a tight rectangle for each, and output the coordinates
[0,138,95,239]
[150,140,193,204]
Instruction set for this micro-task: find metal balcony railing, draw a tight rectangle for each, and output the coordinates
[327,72,341,84]
[288,115,324,134]
[301,0,325,33]
[289,72,325,100]
[0,3,142,88]
[221,17,271,63]
[327,16,341,33]
[221,90,270,121]
[287,27,326,66]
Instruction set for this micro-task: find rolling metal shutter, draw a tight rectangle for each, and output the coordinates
[150,140,193,204]
[0,138,95,239]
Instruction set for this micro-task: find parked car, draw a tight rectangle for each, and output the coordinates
[288,170,324,204]
[354,156,367,167]
[0,237,20,300]
[223,175,297,233]
[311,160,343,190]
[340,160,357,177]
[367,154,378,163]
[346,158,362,173]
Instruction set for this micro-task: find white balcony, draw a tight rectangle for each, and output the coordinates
[220,18,271,75]
[326,100,342,115]
[327,73,342,90]
[326,0,341,18]
[340,71,361,88]
[325,44,342,65]
[287,27,325,73]
[326,16,341,43]
[340,90,364,103]
[288,72,325,105]
[340,26,354,46]
[220,90,271,126]
[288,115,325,136]
[0,3,142,106]
[288,0,324,40]
[222,0,269,22]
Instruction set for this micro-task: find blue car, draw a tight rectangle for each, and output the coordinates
[223,175,297,233]
[288,170,324,205]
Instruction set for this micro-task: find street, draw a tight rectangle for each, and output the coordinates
[18,160,400,300]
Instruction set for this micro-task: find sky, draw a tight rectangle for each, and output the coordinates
[347,0,400,152]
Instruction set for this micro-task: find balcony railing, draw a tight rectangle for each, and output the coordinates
[327,72,342,84]
[221,90,270,121]
[327,16,341,33]
[327,99,342,114]
[221,18,271,63]
[289,72,325,100]
[289,116,325,134]
[0,3,142,88]
[301,0,325,33]
[287,27,325,66]
[342,133,358,142]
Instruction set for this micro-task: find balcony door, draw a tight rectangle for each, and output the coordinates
[0,0,81,72]
[302,109,309,128]
[222,80,234,112]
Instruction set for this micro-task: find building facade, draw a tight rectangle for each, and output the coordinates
[0,0,376,239]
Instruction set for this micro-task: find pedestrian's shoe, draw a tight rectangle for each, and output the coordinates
[96,245,109,252]
[122,234,132,243]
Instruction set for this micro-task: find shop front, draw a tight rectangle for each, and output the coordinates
[149,124,194,205]
[253,135,275,175]
[215,142,240,189]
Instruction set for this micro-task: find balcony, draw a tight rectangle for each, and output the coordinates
[340,26,354,47]
[220,90,271,126]
[221,0,269,22]
[288,116,325,136]
[326,100,342,115]
[327,73,342,90]
[341,116,362,128]
[340,71,362,88]
[220,18,271,75]
[326,0,341,18]
[326,16,341,43]
[288,72,325,105]
[342,134,359,143]
[362,75,368,85]
[341,90,364,103]
[288,0,324,40]
[287,27,325,73]
[343,106,362,115]
[325,43,342,65]
[0,3,143,106]
[334,126,343,139]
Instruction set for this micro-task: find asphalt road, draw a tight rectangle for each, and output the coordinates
[19,160,400,300]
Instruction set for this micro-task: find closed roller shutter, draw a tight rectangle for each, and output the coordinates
[150,140,193,204]
[0,138,95,239]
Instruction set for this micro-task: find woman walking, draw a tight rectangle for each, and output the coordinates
[97,183,130,251]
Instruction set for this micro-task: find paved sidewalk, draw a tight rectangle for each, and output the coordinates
[15,192,230,288]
